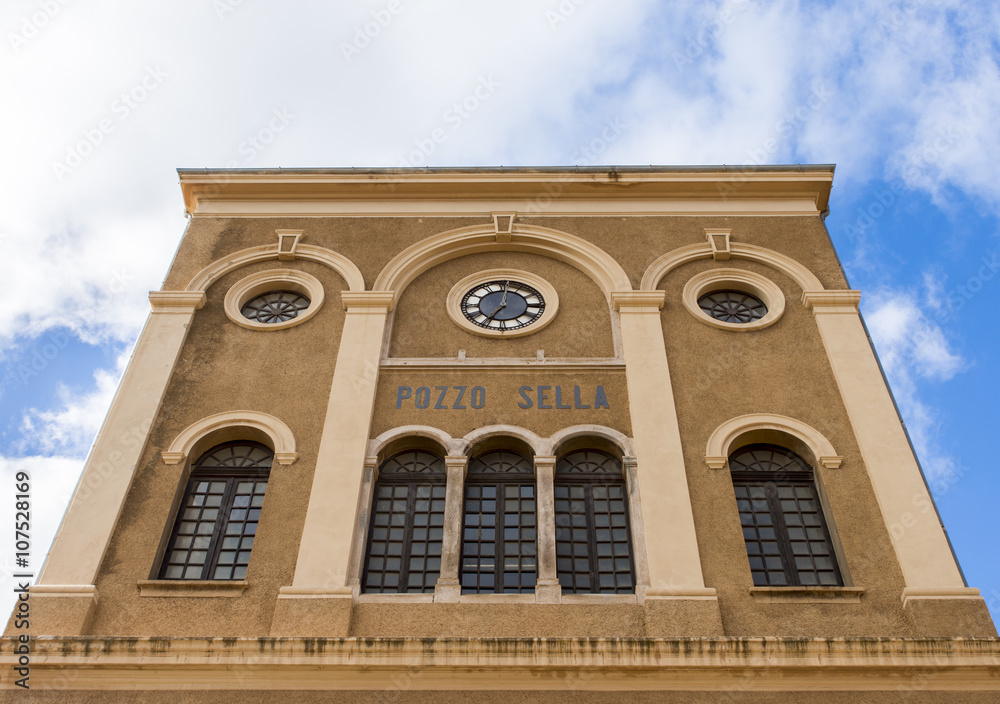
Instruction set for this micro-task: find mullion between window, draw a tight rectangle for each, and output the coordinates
[398,484,419,593]
[584,484,600,593]
[202,477,238,580]
[765,481,799,587]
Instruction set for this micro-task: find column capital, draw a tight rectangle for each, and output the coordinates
[444,455,469,477]
[611,290,666,312]
[149,291,206,313]
[533,455,557,472]
[341,291,395,312]
[801,290,861,313]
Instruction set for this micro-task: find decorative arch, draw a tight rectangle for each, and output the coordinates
[373,223,632,303]
[640,242,824,294]
[367,425,458,459]
[705,413,843,471]
[549,425,635,459]
[462,425,546,457]
[161,411,298,466]
[185,243,366,294]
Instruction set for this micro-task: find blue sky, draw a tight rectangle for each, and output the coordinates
[2,0,998,620]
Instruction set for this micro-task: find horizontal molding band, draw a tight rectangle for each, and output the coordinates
[5,636,999,691]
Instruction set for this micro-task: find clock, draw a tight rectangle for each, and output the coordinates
[461,279,545,331]
[446,269,559,338]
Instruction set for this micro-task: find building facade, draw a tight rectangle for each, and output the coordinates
[4,166,999,701]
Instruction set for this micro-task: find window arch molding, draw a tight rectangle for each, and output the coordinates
[185,242,365,294]
[550,425,634,463]
[372,222,632,306]
[462,424,546,458]
[705,413,842,471]
[640,241,825,295]
[368,425,457,464]
[161,411,298,467]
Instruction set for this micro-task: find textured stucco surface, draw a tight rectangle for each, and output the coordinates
[389,250,615,359]
[58,211,994,641]
[87,259,346,636]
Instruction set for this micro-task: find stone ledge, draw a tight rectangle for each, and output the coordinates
[749,586,864,603]
[137,580,248,598]
[2,636,999,691]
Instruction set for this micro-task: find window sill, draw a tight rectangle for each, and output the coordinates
[749,586,864,603]
[561,593,638,605]
[137,580,248,598]
[356,593,435,604]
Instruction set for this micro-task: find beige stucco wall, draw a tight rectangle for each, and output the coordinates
[388,251,615,359]
[86,259,347,636]
[57,211,992,641]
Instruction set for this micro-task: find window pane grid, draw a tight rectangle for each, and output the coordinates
[555,482,635,594]
[362,451,446,594]
[160,442,272,581]
[461,480,537,594]
[731,444,842,588]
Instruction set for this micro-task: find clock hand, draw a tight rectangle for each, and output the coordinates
[499,281,509,309]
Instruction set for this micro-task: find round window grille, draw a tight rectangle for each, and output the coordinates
[698,290,768,324]
[240,291,311,324]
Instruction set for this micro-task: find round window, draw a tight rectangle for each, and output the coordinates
[240,291,311,324]
[698,290,768,324]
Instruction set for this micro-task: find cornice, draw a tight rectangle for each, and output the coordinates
[4,635,998,691]
[178,166,834,216]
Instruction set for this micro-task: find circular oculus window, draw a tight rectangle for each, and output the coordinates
[224,269,325,331]
[681,268,784,331]
[241,290,311,324]
[446,269,559,338]
[698,290,768,324]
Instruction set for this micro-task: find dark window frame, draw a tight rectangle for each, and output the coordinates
[730,444,844,587]
[554,450,636,594]
[159,441,272,581]
[460,450,537,594]
[361,450,447,594]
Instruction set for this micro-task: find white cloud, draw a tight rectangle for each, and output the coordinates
[0,454,81,622]
[19,350,128,456]
[864,287,966,487]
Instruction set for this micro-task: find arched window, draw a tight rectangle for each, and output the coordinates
[730,444,843,587]
[362,450,446,593]
[554,450,634,594]
[160,441,273,580]
[461,450,536,594]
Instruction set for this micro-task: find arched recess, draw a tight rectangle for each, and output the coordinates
[161,411,298,466]
[640,242,825,294]
[373,223,632,303]
[463,424,546,457]
[185,243,366,294]
[704,413,843,470]
[367,425,458,460]
[549,425,635,459]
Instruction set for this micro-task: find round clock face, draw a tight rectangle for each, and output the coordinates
[460,280,546,331]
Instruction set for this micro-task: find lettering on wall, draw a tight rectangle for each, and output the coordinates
[395,385,609,410]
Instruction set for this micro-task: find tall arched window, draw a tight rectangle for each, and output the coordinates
[730,444,843,587]
[362,450,446,593]
[461,450,536,594]
[160,441,273,580]
[554,450,634,594]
